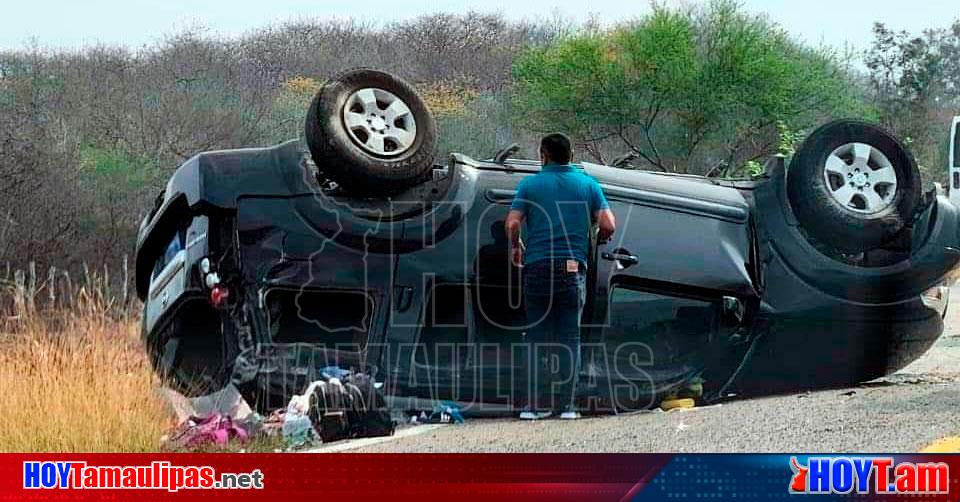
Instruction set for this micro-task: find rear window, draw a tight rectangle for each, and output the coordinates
[266,289,373,351]
[151,230,185,280]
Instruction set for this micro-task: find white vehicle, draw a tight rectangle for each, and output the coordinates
[932,116,960,317]
[950,116,960,206]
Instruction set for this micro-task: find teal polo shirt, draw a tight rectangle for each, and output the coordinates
[510,163,610,266]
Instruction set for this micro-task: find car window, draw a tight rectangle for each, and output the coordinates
[604,287,716,366]
[151,230,185,280]
[266,289,373,351]
[417,283,526,369]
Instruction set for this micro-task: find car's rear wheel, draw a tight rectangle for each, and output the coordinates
[305,68,437,196]
[787,120,921,253]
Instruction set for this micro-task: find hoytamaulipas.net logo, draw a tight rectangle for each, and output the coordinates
[789,456,948,495]
[23,461,264,492]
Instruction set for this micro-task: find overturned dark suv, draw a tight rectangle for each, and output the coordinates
[135,69,960,412]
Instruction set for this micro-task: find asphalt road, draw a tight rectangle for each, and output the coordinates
[349,292,960,453]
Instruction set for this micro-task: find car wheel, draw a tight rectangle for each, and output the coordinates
[787,120,921,253]
[304,68,437,196]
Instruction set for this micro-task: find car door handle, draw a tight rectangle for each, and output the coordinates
[601,252,639,265]
[393,286,414,312]
[485,189,517,204]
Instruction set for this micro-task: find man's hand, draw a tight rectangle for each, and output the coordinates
[596,208,616,243]
[505,209,526,268]
[511,241,525,268]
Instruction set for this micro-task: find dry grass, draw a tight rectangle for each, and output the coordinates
[0,308,173,452]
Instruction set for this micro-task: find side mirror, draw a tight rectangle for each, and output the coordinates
[493,143,520,165]
[761,155,785,177]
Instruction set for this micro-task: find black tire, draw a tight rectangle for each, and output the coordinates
[787,120,920,253]
[304,68,437,196]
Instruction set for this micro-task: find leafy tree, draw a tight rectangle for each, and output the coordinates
[434,92,524,161]
[258,76,323,145]
[865,20,960,185]
[512,0,871,175]
[78,147,162,260]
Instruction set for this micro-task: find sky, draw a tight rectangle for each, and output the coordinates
[0,0,957,53]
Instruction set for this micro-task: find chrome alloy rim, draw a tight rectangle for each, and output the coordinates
[822,142,898,214]
[341,87,417,157]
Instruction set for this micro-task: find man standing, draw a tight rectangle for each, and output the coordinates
[505,133,616,420]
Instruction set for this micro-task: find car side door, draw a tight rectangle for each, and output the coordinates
[585,183,754,406]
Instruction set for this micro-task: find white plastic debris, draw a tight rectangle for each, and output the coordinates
[162,384,253,424]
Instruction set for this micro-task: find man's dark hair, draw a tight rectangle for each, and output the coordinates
[540,133,572,164]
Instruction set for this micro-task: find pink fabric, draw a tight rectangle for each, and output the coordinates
[168,414,249,450]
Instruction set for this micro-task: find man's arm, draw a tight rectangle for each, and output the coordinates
[589,180,615,242]
[505,209,525,267]
[596,208,616,243]
[506,179,529,267]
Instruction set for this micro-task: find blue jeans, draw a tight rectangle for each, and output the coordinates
[521,259,586,412]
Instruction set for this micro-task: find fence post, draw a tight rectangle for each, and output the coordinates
[47,266,56,308]
[82,263,92,308]
[103,262,110,308]
[62,271,73,309]
[13,269,25,321]
[122,255,129,315]
[27,261,36,313]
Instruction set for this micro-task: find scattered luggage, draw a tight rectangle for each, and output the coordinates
[303,371,395,444]
[162,369,400,451]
